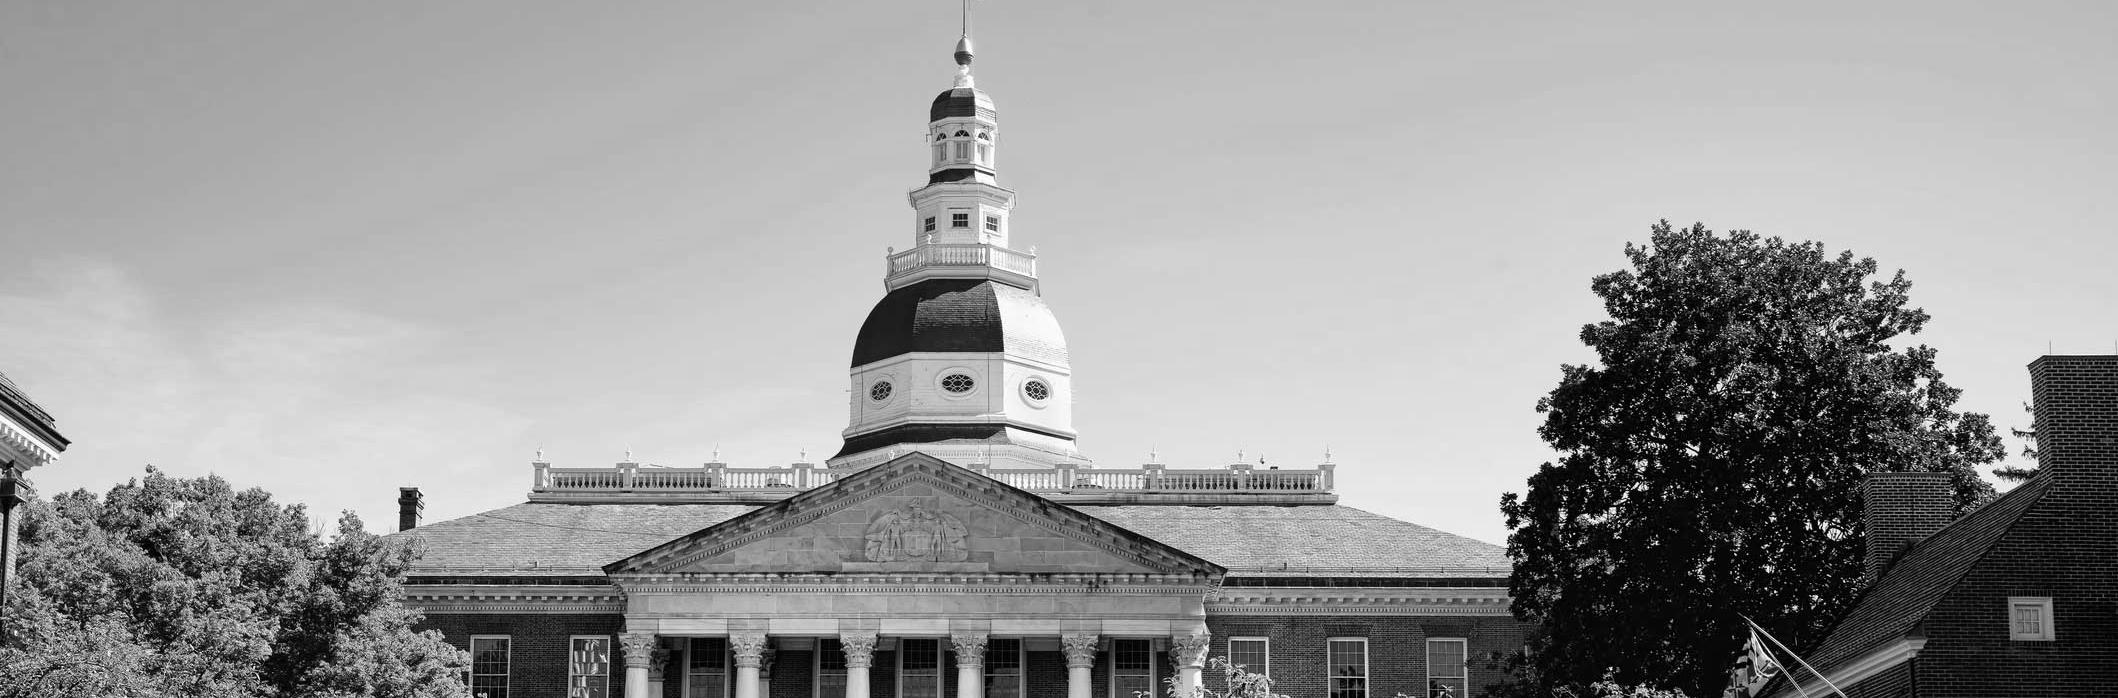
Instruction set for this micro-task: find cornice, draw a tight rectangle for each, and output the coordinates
[404,584,627,615]
[0,409,62,469]
[1207,586,1512,617]
[610,572,1213,595]
[1773,637,1924,698]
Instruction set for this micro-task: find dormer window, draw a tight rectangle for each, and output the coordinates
[951,213,970,228]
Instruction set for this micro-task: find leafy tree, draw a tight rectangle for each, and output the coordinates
[0,467,467,698]
[1169,656,1287,698]
[1498,222,2003,697]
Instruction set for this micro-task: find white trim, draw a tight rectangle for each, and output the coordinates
[1321,638,1372,697]
[2008,596,2055,641]
[1227,637,1270,679]
[469,635,511,698]
[1209,587,1511,617]
[1778,637,1924,698]
[569,635,613,697]
[1019,375,1053,409]
[1424,638,1467,698]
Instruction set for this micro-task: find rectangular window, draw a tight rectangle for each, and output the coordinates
[1111,639,1154,698]
[470,636,511,698]
[933,145,945,166]
[951,213,970,228]
[1228,638,1269,678]
[688,638,729,698]
[1328,638,1368,698]
[976,143,991,163]
[1426,638,1467,698]
[901,639,941,698]
[985,639,1022,698]
[817,639,848,698]
[983,215,1000,233]
[2010,596,2055,641]
[924,217,937,233]
[954,142,970,160]
[569,636,612,698]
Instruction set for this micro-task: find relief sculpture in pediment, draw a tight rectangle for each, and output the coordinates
[863,502,968,562]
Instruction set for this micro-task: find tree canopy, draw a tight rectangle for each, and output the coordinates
[0,467,467,698]
[1498,222,2002,697]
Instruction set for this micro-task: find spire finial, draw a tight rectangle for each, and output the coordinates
[952,0,976,87]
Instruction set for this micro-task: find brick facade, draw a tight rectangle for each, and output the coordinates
[416,614,1524,698]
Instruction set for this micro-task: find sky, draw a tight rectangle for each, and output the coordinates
[2,1,2113,546]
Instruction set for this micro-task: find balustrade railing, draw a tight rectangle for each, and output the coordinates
[532,460,1334,496]
[885,243,1036,281]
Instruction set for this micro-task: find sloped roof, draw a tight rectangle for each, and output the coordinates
[393,501,1507,580]
[1079,504,1508,577]
[0,369,68,449]
[850,279,1068,368]
[1768,474,2053,693]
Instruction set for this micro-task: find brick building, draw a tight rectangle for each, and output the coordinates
[1762,355,2118,697]
[391,24,1524,698]
[1,369,69,611]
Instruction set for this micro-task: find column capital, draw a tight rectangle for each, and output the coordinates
[731,632,769,668]
[1060,634,1099,669]
[620,633,658,669]
[950,632,990,668]
[1169,633,1210,668]
[840,632,879,669]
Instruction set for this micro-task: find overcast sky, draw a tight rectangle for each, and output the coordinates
[4,1,2113,545]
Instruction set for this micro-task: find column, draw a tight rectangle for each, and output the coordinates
[732,632,769,698]
[952,633,989,698]
[841,632,877,698]
[1170,633,1210,698]
[1060,634,1098,698]
[620,633,658,698]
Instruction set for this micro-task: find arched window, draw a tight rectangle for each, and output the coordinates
[954,130,970,137]
[976,131,990,140]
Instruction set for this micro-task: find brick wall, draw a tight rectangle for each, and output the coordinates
[420,613,630,698]
[1904,356,2118,696]
[1861,471,1953,582]
[1203,616,1526,698]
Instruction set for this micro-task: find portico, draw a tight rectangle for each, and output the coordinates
[599,454,1223,698]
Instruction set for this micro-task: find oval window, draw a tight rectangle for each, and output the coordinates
[869,381,893,402]
[1023,380,1050,401]
[940,373,976,394]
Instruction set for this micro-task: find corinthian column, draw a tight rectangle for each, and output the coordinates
[1060,634,1098,698]
[732,632,769,698]
[620,633,658,698]
[841,632,878,698]
[1169,633,1210,697]
[951,633,989,698]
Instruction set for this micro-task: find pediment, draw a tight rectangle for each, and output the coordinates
[605,454,1222,577]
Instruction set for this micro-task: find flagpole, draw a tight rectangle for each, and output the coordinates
[1740,615,1849,698]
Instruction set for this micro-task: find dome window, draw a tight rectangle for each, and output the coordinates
[869,381,893,402]
[940,373,976,394]
[1023,379,1050,402]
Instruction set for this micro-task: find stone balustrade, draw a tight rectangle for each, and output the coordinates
[529,459,1336,505]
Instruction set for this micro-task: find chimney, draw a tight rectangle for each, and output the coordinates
[397,487,424,532]
[1862,471,1952,582]
[2028,355,2118,482]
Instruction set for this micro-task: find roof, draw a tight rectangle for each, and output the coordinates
[395,501,1507,580]
[850,279,1068,367]
[0,369,68,450]
[1079,504,1510,578]
[930,87,993,121]
[1770,474,2054,692]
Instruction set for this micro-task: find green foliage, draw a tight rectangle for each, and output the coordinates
[0,467,468,698]
[1498,222,2003,697]
[1161,656,1288,698]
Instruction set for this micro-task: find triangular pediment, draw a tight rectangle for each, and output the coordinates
[604,454,1223,577]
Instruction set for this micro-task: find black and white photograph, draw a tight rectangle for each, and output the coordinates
[2,2,2114,697]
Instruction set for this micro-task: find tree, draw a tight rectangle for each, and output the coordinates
[0,467,468,698]
[1990,400,2040,483]
[1498,222,2003,697]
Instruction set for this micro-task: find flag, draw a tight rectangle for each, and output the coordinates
[1725,628,1783,697]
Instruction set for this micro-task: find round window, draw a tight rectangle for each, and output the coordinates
[869,381,893,402]
[940,373,976,394]
[1023,379,1051,401]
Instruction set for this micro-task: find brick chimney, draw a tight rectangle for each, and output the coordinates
[397,487,424,532]
[2028,355,2118,484]
[1862,471,1953,582]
